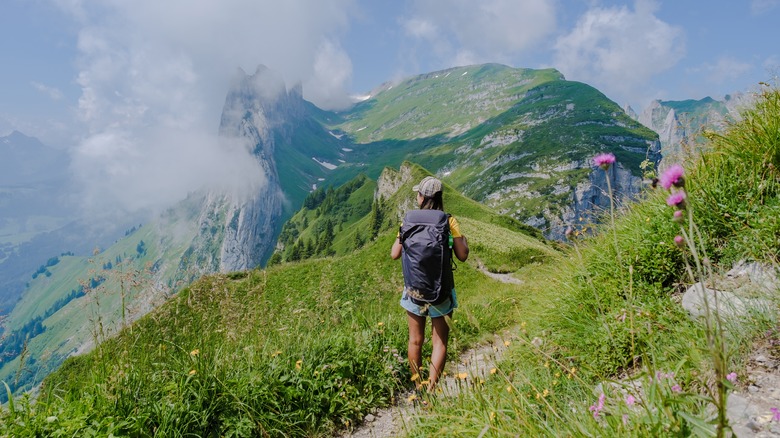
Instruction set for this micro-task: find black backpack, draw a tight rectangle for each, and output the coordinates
[399,209,454,305]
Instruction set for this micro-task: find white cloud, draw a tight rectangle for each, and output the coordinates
[53,0,357,215]
[698,57,753,84]
[751,0,779,14]
[404,0,557,66]
[303,39,355,110]
[553,0,685,104]
[31,82,64,100]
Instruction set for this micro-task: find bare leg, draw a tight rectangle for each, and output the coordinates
[427,313,451,392]
[406,311,426,389]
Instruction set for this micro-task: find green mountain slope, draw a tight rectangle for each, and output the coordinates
[3,164,558,436]
[327,64,660,239]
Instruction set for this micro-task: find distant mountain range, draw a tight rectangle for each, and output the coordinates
[0,63,745,397]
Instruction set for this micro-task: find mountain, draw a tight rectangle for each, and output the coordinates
[330,64,661,239]
[0,63,662,397]
[636,94,754,165]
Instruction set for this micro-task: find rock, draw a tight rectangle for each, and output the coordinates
[364,414,375,423]
[681,283,772,321]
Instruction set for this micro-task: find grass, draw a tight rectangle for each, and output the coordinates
[2,86,779,437]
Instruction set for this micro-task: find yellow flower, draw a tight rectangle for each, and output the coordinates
[189,369,196,375]
[542,389,549,397]
[506,385,513,393]
[544,361,549,368]
[535,392,541,399]
[457,372,468,380]
[489,412,495,421]
[504,340,510,347]
[295,360,302,370]
[271,350,282,357]
[407,393,418,403]
[190,349,199,356]
[411,373,420,382]
[377,322,384,327]
[490,368,497,375]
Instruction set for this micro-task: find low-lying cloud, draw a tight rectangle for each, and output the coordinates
[57,0,357,216]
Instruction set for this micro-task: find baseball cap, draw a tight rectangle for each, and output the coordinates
[413,176,443,197]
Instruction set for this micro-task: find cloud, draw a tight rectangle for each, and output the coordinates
[697,57,753,84]
[751,0,780,14]
[31,82,64,100]
[54,0,357,215]
[403,0,557,66]
[553,0,685,104]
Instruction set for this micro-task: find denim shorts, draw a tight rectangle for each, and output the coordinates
[400,289,458,318]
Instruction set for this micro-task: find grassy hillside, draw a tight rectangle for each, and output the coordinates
[328,64,659,237]
[0,200,206,399]
[0,161,558,436]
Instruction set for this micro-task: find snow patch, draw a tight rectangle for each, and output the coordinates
[461,71,468,76]
[312,157,337,170]
[328,131,344,139]
[356,126,367,132]
[341,147,353,152]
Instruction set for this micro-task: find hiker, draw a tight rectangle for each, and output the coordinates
[390,176,469,393]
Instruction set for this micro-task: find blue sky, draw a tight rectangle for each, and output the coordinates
[1,0,778,213]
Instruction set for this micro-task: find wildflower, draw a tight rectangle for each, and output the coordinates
[671,384,682,392]
[411,373,420,382]
[377,322,384,327]
[506,385,513,393]
[673,209,685,223]
[407,393,418,403]
[771,407,780,422]
[457,372,468,380]
[589,393,605,418]
[190,349,199,356]
[189,369,196,375]
[674,235,685,248]
[504,340,511,347]
[593,153,616,170]
[490,368,497,375]
[490,412,496,421]
[659,164,685,189]
[295,359,302,370]
[271,350,282,357]
[542,389,549,397]
[626,395,636,406]
[726,372,737,383]
[666,191,687,209]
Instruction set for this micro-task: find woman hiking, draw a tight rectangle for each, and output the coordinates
[390,176,469,394]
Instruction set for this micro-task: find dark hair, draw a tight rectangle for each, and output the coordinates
[419,191,444,211]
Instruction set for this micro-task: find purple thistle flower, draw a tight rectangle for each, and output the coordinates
[593,153,616,170]
[726,372,737,383]
[625,395,636,406]
[671,384,682,393]
[589,393,606,418]
[667,191,686,209]
[771,407,779,422]
[674,235,685,247]
[672,209,684,223]
[660,164,685,190]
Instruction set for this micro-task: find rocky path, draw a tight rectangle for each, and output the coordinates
[344,331,512,438]
[728,343,780,437]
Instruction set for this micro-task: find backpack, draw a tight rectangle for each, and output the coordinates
[399,209,454,305]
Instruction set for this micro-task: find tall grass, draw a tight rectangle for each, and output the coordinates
[403,86,780,436]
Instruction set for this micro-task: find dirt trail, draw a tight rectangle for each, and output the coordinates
[344,331,513,438]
